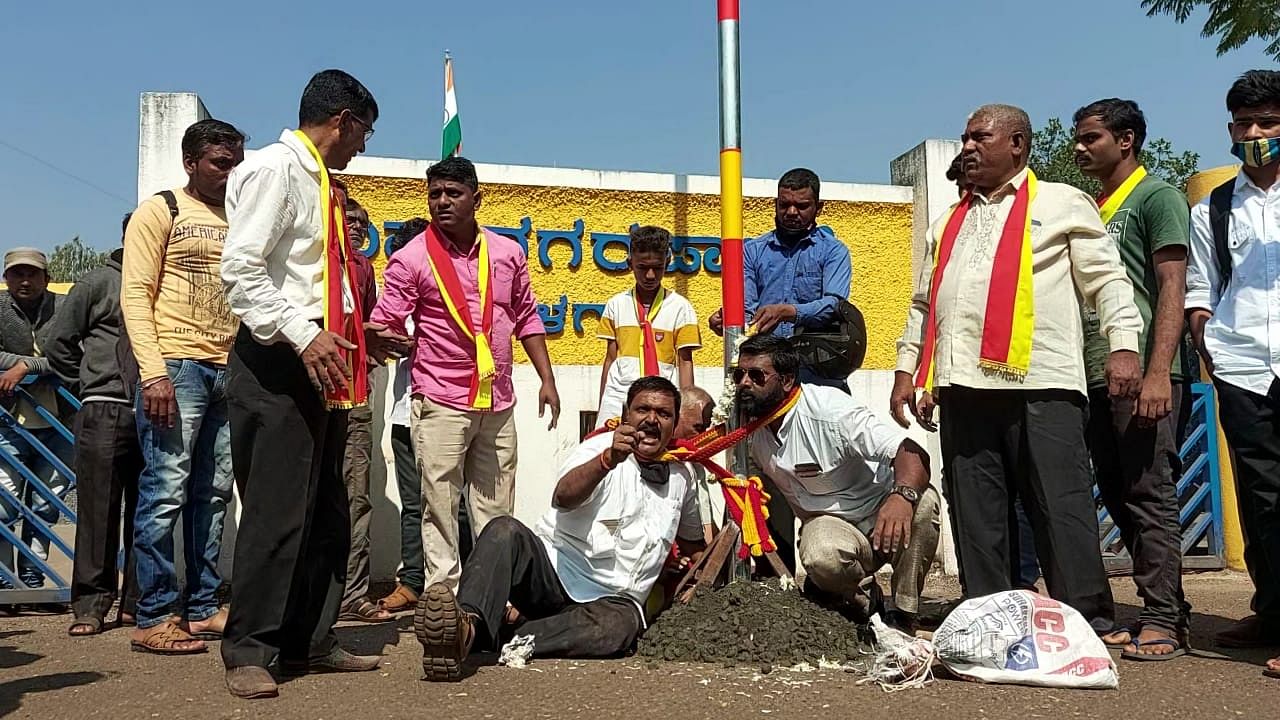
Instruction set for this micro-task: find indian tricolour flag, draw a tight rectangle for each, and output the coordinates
[442,53,462,158]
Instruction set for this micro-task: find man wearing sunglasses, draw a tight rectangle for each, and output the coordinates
[736,335,939,631]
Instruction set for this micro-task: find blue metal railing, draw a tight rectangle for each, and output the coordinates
[1095,382,1226,571]
[0,376,80,603]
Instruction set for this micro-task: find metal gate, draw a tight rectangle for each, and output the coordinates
[0,376,80,604]
[1097,382,1226,572]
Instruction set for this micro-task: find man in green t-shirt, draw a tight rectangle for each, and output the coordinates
[1075,98,1191,660]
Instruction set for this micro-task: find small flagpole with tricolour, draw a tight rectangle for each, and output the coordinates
[442,51,462,158]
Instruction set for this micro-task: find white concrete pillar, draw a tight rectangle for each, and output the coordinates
[889,138,963,577]
[137,92,210,202]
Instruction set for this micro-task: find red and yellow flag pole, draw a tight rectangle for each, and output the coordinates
[717,0,748,481]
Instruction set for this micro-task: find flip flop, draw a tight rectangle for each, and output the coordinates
[1263,659,1280,679]
[1121,636,1186,662]
[68,616,103,637]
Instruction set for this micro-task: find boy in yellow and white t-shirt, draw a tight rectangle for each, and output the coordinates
[595,226,701,427]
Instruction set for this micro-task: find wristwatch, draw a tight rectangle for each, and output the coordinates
[890,485,920,505]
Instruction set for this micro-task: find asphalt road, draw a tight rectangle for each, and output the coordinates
[0,572,1273,719]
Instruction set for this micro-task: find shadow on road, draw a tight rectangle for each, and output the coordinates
[0,630,39,670]
[0,671,105,718]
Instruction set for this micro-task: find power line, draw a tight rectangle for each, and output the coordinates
[0,139,134,206]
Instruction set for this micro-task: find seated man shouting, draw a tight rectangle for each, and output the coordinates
[737,335,939,630]
[416,376,705,681]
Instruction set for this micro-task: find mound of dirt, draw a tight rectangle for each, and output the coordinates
[638,579,871,667]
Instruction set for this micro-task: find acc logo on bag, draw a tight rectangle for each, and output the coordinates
[1004,636,1039,671]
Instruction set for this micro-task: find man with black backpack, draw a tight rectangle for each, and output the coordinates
[121,118,244,655]
[1186,70,1280,678]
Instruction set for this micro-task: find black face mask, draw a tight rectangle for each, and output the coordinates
[774,224,812,244]
[636,460,670,486]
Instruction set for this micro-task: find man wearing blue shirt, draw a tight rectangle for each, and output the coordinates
[710,168,853,387]
[710,168,854,572]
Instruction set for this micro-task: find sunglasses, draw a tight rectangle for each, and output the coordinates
[731,366,776,385]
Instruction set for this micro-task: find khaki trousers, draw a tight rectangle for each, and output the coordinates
[411,396,517,591]
[798,487,941,615]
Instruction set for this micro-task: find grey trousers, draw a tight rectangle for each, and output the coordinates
[1086,385,1191,635]
[342,403,374,609]
[798,488,941,614]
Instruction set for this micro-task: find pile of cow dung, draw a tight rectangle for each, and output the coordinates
[638,579,872,668]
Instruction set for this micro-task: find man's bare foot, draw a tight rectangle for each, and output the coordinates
[1101,628,1132,648]
[181,607,228,639]
[1126,627,1177,657]
[1264,657,1280,678]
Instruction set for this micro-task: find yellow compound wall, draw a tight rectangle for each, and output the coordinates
[338,175,914,371]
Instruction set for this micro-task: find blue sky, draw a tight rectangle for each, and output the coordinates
[1,1,1273,252]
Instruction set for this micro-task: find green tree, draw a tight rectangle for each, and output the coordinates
[47,237,109,283]
[1142,0,1280,61]
[1029,117,1200,196]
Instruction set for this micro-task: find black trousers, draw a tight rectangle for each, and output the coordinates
[1086,385,1191,634]
[221,328,350,669]
[938,386,1115,633]
[70,401,143,620]
[458,516,642,658]
[1214,377,1280,625]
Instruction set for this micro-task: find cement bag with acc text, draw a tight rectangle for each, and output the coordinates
[933,590,1118,689]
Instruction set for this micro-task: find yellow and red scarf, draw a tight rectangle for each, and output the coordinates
[424,223,496,410]
[915,169,1038,390]
[293,130,368,409]
[634,287,666,377]
[592,386,802,559]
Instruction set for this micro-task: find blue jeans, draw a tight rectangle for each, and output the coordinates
[0,423,73,587]
[133,360,232,628]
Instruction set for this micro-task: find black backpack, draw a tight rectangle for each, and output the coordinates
[1208,178,1235,290]
[789,295,867,380]
[117,190,179,398]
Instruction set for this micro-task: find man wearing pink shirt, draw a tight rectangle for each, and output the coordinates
[371,156,560,594]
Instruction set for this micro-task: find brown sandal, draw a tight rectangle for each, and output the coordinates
[130,620,208,655]
[68,616,103,637]
[339,599,395,624]
[377,585,419,614]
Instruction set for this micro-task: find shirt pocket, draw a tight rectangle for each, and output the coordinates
[492,263,515,306]
[792,463,842,496]
[792,260,824,304]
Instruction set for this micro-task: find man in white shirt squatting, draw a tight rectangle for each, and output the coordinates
[735,335,939,631]
[415,376,706,681]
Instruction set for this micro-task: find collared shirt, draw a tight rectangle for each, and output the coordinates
[896,167,1142,395]
[748,384,906,536]
[534,433,703,619]
[370,227,545,413]
[389,317,415,428]
[221,130,331,354]
[1186,170,1280,396]
[743,226,853,337]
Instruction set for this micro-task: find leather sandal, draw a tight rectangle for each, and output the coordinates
[339,599,395,624]
[68,615,103,637]
[377,584,419,614]
[130,620,208,655]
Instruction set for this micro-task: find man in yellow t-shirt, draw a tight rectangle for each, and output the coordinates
[121,118,244,655]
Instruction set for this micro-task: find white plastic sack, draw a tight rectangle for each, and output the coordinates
[933,590,1118,689]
